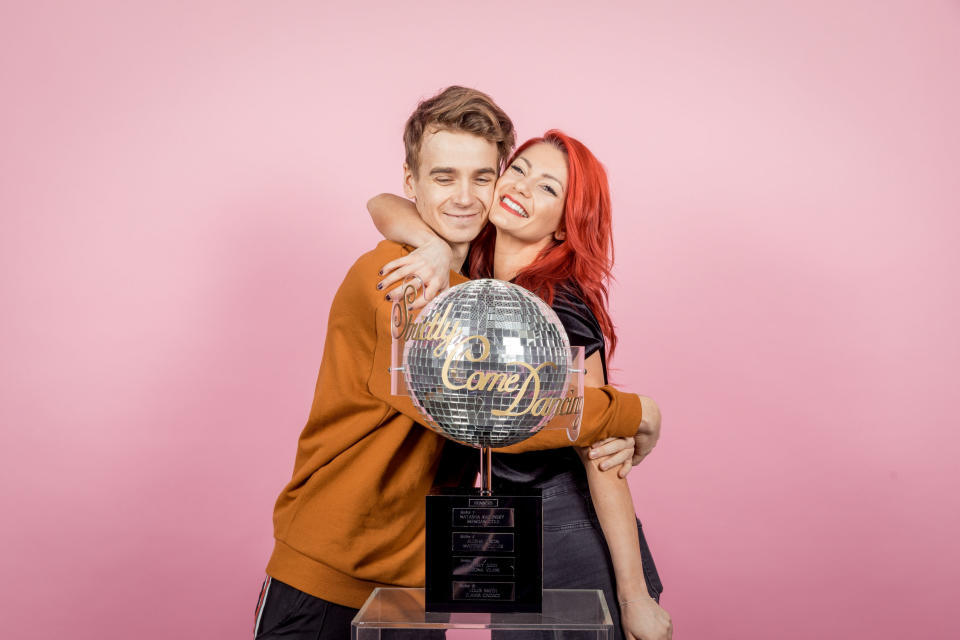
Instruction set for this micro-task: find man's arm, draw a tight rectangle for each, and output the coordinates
[493,385,644,453]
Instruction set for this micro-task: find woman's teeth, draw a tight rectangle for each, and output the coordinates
[501,196,528,218]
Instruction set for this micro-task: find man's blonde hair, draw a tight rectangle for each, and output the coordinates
[403,86,515,176]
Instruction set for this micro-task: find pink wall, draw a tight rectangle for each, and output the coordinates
[2,1,957,638]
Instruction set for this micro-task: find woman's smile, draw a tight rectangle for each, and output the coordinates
[499,194,529,218]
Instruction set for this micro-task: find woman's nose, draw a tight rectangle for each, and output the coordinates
[515,177,532,197]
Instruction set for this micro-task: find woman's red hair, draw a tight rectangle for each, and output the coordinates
[468,130,618,359]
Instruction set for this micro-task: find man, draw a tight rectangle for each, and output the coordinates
[255,87,655,639]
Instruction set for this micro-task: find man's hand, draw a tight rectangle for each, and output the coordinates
[378,237,453,309]
[621,594,673,640]
[581,437,636,478]
[633,396,662,466]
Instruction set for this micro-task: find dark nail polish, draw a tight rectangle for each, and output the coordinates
[377,283,382,290]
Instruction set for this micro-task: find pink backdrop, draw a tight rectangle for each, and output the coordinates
[2,1,958,638]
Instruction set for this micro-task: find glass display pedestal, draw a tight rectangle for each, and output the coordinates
[352,588,613,639]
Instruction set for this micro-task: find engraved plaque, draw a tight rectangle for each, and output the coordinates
[453,556,516,577]
[452,531,515,553]
[453,581,516,601]
[453,507,515,528]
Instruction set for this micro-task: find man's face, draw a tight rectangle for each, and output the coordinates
[403,129,499,246]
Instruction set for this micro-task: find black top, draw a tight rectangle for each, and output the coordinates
[491,283,608,488]
[551,283,608,383]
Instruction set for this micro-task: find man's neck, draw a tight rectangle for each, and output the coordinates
[492,230,553,281]
[449,241,470,274]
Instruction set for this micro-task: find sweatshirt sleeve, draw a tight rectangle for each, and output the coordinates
[492,385,642,453]
[366,253,471,426]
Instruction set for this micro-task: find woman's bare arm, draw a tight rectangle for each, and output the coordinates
[367,193,453,306]
[368,193,441,248]
[576,352,672,639]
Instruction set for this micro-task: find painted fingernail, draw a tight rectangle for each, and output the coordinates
[377,283,383,290]
[385,294,391,301]
[379,270,383,276]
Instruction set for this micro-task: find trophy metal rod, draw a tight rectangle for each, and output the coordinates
[479,447,492,496]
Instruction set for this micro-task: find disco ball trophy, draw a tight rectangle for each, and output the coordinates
[390,278,584,613]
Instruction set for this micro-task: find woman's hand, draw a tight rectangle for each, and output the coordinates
[621,594,673,640]
[377,237,453,309]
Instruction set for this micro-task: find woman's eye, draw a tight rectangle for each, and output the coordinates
[510,165,523,175]
[542,185,557,196]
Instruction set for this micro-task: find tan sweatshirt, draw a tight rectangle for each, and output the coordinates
[266,241,643,608]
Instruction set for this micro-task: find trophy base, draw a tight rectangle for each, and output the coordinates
[425,487,543,613]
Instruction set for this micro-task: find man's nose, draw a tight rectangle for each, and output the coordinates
[453,180,474,206]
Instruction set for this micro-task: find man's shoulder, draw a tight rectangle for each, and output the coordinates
[345,240,409,281]
[331,241,409,311]
[340,240,407,284]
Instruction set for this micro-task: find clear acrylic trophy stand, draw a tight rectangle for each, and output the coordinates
[352,588,614,639]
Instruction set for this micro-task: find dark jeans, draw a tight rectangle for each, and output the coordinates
[554,476,661,632]
[492,471,663,640]
[253,577,443,639]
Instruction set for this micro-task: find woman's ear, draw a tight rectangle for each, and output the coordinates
[554,229,567,241]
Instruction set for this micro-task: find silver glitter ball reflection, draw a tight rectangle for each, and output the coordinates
[402,279,570,448]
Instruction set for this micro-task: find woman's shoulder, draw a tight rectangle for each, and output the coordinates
[551,281,604,348]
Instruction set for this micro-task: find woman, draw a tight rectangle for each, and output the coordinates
[371,131,672,640]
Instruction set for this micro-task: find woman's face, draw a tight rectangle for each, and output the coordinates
[489,142,568,245]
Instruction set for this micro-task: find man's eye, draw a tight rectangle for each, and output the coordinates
[435,178,453,185]
[476,178,491,185]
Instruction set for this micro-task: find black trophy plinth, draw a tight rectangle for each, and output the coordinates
[425,486,542,613]
[424,446,543,613]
